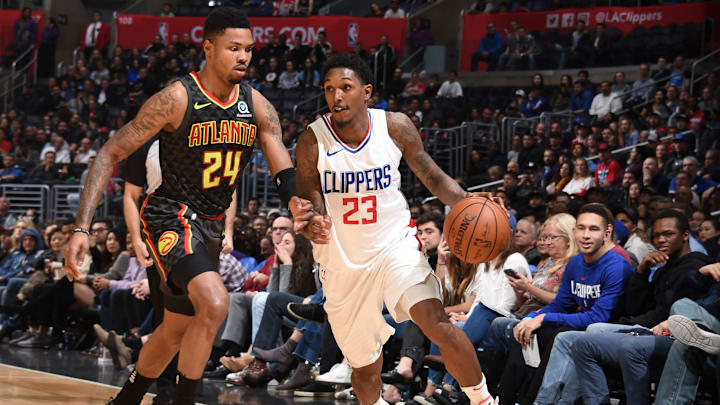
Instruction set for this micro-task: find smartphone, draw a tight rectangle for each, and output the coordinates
[504,269,520,279]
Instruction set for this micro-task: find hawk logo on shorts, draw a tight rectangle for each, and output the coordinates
[158,231,179,256]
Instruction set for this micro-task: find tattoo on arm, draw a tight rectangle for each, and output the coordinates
[255,91,292,176]
[76,85,181,227]
[295,129,325,215]
[386,112,466,206]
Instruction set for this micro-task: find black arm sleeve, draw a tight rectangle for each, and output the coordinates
[122,140,150,187]
[274,167,296,208]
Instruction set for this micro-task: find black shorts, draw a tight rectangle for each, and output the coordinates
[140,194,224,316]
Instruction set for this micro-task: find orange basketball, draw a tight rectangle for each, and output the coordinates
[443,197,512,264]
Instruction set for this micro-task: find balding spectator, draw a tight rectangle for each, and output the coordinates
[40,132,72,164]
[589,81,622,122]
[515,218,540,266]
[0,198,17,230]
[641,156,669,194]
[73,137,97,164]
[669,156,718,196]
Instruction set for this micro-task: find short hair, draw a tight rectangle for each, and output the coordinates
[203,7,251,41]
[653,209,689,234]
[671,202,693,219]
[517,218,538,237]
[578,203,613,227]
[416,212,444,232]
[321,53,374,86]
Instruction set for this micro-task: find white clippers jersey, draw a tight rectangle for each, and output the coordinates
[309,108,413,271]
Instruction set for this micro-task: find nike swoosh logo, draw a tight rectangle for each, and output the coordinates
[194,102,212,109]
[326,149,343,157]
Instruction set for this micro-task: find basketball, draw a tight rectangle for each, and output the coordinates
[444,197,512,264]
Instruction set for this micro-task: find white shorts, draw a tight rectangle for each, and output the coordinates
[321,234,442,368]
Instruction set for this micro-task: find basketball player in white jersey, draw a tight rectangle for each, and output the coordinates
[293,53,496,405]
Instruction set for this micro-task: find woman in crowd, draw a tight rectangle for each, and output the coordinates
[641,89,670,121]
[93,233,148,335]
[546,161,573,195]
[563,157,594,196]
[550,75,573,111]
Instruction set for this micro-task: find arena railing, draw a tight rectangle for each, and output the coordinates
[0,183,51,224]
[50,185,108,222]
[690,48,720,95]
[539,112,575,135]
[500,116,542,153]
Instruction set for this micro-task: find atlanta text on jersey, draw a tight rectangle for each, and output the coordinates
[188,119,257,148]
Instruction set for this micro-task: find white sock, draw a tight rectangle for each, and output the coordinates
[374,395,390,405]
[461,374,494,405]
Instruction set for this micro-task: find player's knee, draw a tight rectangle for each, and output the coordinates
[196,294,229,325]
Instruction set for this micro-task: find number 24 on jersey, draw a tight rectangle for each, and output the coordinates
[202,150,242,189]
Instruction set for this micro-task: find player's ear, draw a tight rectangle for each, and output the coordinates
[363,84,373,102]
[202,38,213,58]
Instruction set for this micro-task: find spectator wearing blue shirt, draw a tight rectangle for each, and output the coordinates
[471,23,503,72]
[668,156,719,196]
[520,87,546,118]
[0,154,23,184]
[570,82,593,115]
[505,203,633,405]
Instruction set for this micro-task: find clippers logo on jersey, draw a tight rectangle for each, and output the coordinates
[158,231,179,256]
[188,120,256,148]
[322,165,392,194]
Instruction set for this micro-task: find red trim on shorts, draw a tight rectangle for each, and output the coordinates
[198,212,225,220]
[139,193,168,280]
[177,204,194,255]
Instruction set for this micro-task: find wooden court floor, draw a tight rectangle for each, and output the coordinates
[0,363,154,404]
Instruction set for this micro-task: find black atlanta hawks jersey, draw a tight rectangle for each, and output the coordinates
[154,72,257,218]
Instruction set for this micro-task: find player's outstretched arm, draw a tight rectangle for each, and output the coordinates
[64,82,186,280]
[251,89,293,176]
[386,111,467,207]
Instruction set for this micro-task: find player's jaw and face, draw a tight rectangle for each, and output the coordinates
[204,28,254,85]
[324,68,372,127]
[573,213,610,259]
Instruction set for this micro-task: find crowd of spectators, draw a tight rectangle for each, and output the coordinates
[0,3,719,404]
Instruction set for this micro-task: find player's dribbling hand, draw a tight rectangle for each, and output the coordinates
[289,196,314,232]
[289,196,332,244]
[63,231,89,282]
[467,192,509,216]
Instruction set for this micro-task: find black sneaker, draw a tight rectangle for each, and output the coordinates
[432,389,470,405]
[286,302,325,323]
[203,364,231,379]
[294,382,335,397]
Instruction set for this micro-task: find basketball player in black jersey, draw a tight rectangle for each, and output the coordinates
[64,8,302,405]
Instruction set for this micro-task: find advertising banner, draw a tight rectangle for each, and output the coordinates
[117,14,406,54]
[461,2,720,71]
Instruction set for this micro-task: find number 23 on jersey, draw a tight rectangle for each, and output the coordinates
[202,150,242,189]
[342,195,377,224]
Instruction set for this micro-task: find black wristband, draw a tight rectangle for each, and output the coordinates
[73,227,90,236]
[274,168,297,208]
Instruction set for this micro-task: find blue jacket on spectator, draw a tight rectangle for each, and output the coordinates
[528,249,633,329]
[0,166,23,183]
[0,228,44,283]
[570,89,593,113]
[520,96,546,118]
[478,32,503,55]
